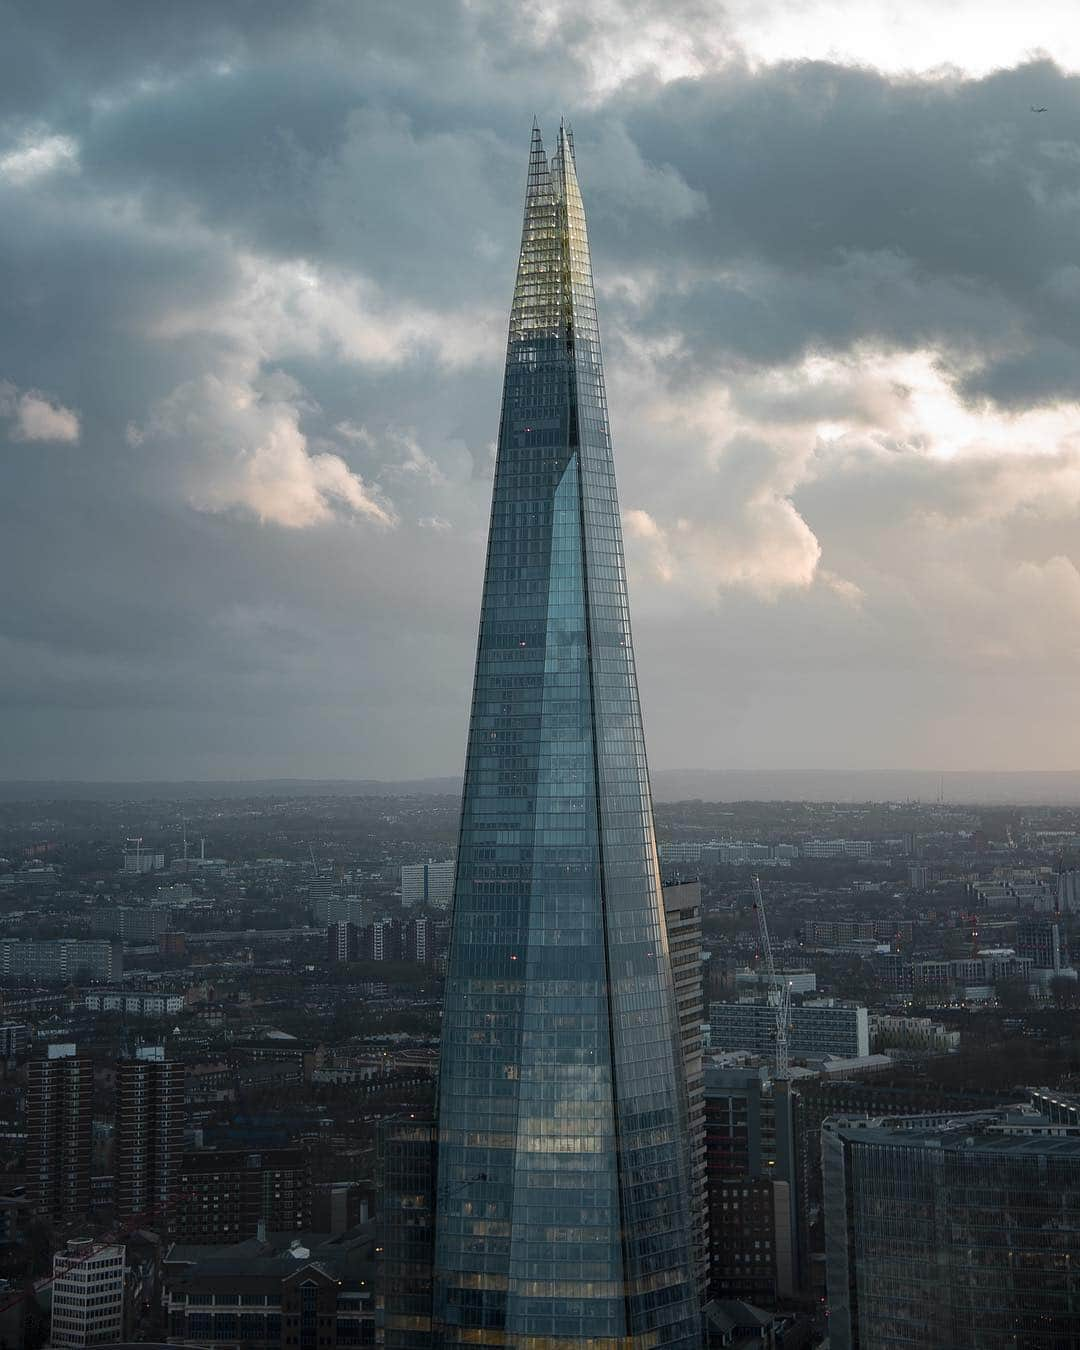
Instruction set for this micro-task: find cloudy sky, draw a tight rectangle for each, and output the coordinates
[3,1,1080,781]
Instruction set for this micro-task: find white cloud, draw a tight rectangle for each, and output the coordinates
[149,253,503,373]
[0,133,78,185]
[0,380,81,443]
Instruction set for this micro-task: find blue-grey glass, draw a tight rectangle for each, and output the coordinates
[432,125,701,1349]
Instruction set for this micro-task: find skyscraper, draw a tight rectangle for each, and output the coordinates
[27,1047,93,1221]
[431,125,700,1348]
[115,1050,185,1227]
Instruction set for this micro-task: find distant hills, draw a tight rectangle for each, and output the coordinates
[3,769,1080,805]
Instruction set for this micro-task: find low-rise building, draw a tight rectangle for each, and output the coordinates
[163,1225,376,1348]
[84,991,185,1017]
[870,1014,960,1055]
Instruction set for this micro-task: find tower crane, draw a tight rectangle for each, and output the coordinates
[751,874,791,1078]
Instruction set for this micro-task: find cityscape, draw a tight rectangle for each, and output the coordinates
[6,4,1080,1350]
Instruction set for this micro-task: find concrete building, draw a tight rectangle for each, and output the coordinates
[800,839,872,860]
[0,938,121,984]
[659,841,704,864]
[735,968,817,996]
[327,920,359,962]
[824,1112,1080,1349]
[122,845,165,873]
[379,1118,437,1350]
[710,998,870,1061]
[0,1022,30,1059]
[27,1048,93,1220]
[91,905,170,943]
[163,1224,376,1349]
[663,880,707,1292]
[400,859,454,910]
[704,1067,803,1304]
[363,917,401,962]
[84,990,185,1016]
[174,1149,311,1245]
[869,1014,960,1056]
[50,1240,125,1348]
[115,1054,185,1228]
[803,919,912,947]
[1016,917,1063,972]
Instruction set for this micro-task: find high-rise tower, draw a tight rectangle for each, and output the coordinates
[431,124,700,1349]
[115,1050,185,1227]
[27,1048,93,1221]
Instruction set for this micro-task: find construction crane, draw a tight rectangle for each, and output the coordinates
[751,874,791,1078]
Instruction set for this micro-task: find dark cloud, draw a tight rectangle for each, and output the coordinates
[3,2,1080,777]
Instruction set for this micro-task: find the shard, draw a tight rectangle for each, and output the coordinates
[431,124,701,1349]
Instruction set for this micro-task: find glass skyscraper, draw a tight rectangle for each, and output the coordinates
[431,125,701,1348]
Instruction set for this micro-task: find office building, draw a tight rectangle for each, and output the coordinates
[432,125,699,1347]
[379,1118,438,1350]
[400,859,455,910]
[27,1048,93,1220]
[735,968,817,995]
[704,1067,802,1304]
[824,1113,1080,1348]
[164,1226,376,1348]
[0,1022,30,1059]
[659,841,704,864]
[1016,917,1063,971]
[663,881,707,1292]
[800,839,872,860]
[803,919,912,947]
[50,1240,125,1348]
[122,844,165,873]
[710,998,870,1061]
[0,938,121,984]
[115,1053,185,1227]
[84,990,185,1016]
[174,1148,311,1244]
[91,905,170,943]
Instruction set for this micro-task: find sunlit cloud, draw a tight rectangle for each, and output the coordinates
[0,381,81,443]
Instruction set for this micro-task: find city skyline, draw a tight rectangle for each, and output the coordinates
[5,3,1080,783]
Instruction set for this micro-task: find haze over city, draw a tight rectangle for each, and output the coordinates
[5,2,1080,783]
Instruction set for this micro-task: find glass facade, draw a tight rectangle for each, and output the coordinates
[432,125,700,1348]
[824,1120,1080,1348]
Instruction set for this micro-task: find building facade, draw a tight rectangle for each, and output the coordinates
[0,938,121,983]
[174,1149,312,1245]
[164,1226,376,1349]
[115,1054,185,1227]
[431,125,700,1348]
[379,1118,438,1350]
[1016,917,1063,971]
[50,1240,126,1348]
[709,998,870,1061]
[824,1115,1080,1348]
[0,1022,29,1059]
[27,1049,93,1220]
[703,1068,802,1305]
[662,881,708,1293]
[401,860,455,910]
[92,905,171,942]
